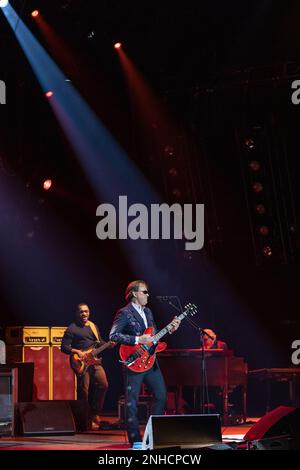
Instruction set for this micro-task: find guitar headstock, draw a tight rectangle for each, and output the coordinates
[184,303,197,317]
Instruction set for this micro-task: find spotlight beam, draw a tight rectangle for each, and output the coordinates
[1,4,180,291]
[2,4,155,205]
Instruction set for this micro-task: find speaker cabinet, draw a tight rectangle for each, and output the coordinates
[6,345,50,400]
[244,406,300,441]
[17,401,75,436]
[5,326,50,345]
[142,414,222,449]
[51,346,76,400]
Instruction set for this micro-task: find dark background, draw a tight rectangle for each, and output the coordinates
[0,0,299,411]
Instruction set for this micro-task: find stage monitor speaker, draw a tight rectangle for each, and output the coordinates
[251,435,300,450]
[244,406,300,442]
[142,414,222,449]
[17,401,75,436]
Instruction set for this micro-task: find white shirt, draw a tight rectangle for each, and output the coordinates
[132,303,148,345]
[132,302,148,328]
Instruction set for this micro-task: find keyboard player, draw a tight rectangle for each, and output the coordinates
[202,328,230,414]
[203,328,228,351]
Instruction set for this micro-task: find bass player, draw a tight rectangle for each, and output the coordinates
[109,280,181,449]
[61,303,109,430]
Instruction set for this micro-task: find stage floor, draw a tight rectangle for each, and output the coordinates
[0,416,260,450]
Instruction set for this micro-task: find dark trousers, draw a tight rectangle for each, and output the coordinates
[125,363,167,443]
[77,364,108,418]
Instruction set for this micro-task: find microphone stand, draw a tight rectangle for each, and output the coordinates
[199,328,208,414]
[157,297,210,415]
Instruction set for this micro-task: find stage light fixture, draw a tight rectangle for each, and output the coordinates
[244,138,255,150]
[171,188,181,200]
[45,90,53,98]
[114,42,122,49]
[262,245,272,257]
[252,182,263,193]
[87,30,96,39]
[248,160,261,172]
[164,145,175,157]
[255,204,266,215]
[43,179,52,191]
[168,167,178,177]
[258,225,269,236]
[31,10,39,18]
[0,1,9,8]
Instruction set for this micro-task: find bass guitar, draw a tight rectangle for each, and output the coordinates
[70,341,114,376]
[119,303,197,373]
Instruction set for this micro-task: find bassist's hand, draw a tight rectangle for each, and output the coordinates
[138,334,153,344]
[73,349,86,359]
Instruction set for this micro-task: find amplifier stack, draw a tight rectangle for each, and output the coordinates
[5,326,76,401]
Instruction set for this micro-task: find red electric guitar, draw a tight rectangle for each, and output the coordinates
[119,303,197,373]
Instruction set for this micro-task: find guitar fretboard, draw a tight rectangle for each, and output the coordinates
[92,342,111,357]
[152,311,188,343]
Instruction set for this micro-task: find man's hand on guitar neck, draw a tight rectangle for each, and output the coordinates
[137,318,181,344]
[169,317,181,334]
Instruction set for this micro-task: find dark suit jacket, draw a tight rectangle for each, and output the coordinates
[109,303,157,345]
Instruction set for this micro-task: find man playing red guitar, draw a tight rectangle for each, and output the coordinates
[109,280,181,450]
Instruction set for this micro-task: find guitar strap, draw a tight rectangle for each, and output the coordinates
[86,321,100,341]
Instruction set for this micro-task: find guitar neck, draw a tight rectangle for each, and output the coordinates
[92,342,110,356]
[153,311,187,343]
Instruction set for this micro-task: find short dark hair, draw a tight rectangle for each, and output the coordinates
[125,280,148,302]
[76,303,89,312]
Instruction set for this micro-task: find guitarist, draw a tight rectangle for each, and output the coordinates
[109,280,181,450]
[61,303,109,430]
